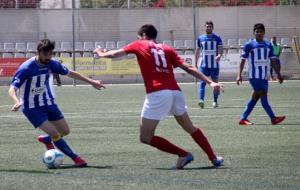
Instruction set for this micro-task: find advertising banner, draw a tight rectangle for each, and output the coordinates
[0,58,27,77]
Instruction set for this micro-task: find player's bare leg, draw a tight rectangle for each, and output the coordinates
[140,118,191,169]
[175,112,223,167]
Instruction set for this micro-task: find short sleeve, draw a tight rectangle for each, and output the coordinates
[197,37,202,48]
[50,60,69,75]
[241,43,250,59]
[123,41,139,54]
[10,67,27,89]
[171,48,184,68]
[217,36,223,46]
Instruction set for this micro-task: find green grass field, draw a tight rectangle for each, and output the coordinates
[0,81,299,190]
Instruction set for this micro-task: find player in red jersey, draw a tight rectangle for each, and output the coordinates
[94,24,224,169]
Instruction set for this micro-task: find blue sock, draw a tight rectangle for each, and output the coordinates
[53,138,78,159]
[240,99,257,120]
[213,89,219,103]
[260,96,275,119]
[198,81,206,101]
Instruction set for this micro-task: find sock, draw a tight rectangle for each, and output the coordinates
[240,99,257,120]
[191,129,216,161]
[198,81,206,101]
[260,96,275,119]
[149,136,188,157]
[213,88,219,103]
[52,136,78,159]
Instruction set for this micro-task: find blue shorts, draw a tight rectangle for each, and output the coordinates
[199,67,219,80]
[22,104,64,128]
[249,79,268,92]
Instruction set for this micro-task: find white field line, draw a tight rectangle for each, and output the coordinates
[1,112,299,119]
[1,80,298,88]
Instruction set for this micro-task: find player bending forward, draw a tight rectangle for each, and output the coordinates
[94,24,224,169]
[8,39,105,167]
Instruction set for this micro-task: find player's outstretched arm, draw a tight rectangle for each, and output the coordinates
[8,86,21,111]
[93,48,127,58]
[67,70,105,90]
[236,59,246,85]
[179,62,224,92]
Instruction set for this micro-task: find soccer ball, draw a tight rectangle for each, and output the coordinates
[43,149,64,169]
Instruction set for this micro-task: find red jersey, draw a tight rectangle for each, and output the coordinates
[123,40,184,94]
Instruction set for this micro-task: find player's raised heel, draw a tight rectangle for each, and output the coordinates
[212,156,224,167]
[239,119,253,125]
[38,135,55,150]
[271,116,286,125]
[73,156,87,167]
[198,101,204,109]
[176,152,194,169]
[212,102,218,108]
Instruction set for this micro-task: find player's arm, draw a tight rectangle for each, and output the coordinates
[270,58,283,84]
[179,62,223,91]
[67,70,105,90]
[8,86,21,112]
[236,59,245,85]
[93,48,127,58]
[195,47,200,69]
[216,38,223,63]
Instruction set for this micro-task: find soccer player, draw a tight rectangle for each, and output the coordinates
[195,21,223,108]
[94,24,224,169]
[270,36,282,80]
[8,39,105,167]
[237,23,285,125]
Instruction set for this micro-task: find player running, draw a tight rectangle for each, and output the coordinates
[195,21,223,108]
[94,24,224,169]
[8,39,105,167]
[237,23,285,125]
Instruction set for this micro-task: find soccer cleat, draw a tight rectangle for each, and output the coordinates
[212,156,224,167]
[38,135,55,150]
[212,102,218,108]
[176,152,194,169]
[198,100,204,109]
[73,156,87,167]
[271,116,286,125]
[239,119,254,125]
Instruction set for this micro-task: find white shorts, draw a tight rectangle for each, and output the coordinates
[141,90,187,120]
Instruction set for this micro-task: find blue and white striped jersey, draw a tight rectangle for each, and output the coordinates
[197,34,223,68]
[241,39,275,80]
[10,57,69,109]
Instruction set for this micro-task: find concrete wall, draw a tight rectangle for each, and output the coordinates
[0,6,299,43]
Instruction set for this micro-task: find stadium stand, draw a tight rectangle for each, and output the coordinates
[281,37,292,52]
[117,40,126,48]
[3,42,15,58]
[184,40,195,49]
[162,40,173,47]
[83,41,94,57]
[15,42,26,58]
[95,41,105,49]
[106,41,117,50]
[227,39,238,53]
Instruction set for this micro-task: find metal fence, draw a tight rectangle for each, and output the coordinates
[0,0,299,9]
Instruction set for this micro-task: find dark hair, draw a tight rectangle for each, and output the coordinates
[205,21,214,28]
[37,39,55,52]
[138,24,158,39]
[253,23,265,32]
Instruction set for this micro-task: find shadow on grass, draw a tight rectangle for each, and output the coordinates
[57,164,113,170]
[155,166,229,170]
[0,169,51,174]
